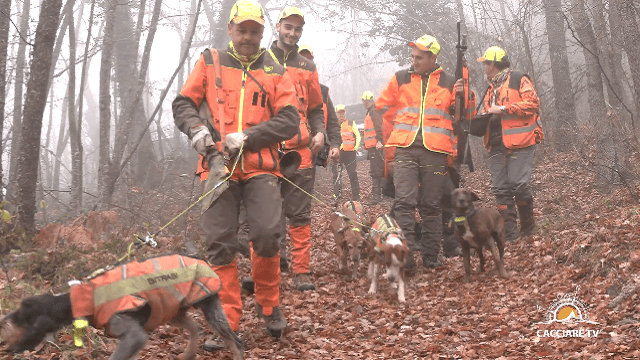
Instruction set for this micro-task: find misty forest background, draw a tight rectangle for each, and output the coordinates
[1,0,640,235]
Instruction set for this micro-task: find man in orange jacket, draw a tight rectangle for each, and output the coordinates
[266,6,327,291]
[375,35,463,270]
[477,46,543,240]
[333,104,361,203]
[172,0,299,340]
[361,90,385,205]
[298,45,341,162]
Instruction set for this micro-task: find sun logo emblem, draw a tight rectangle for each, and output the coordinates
[535,286,600,325]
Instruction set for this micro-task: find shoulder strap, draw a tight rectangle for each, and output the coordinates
[201,49,225,146]
[437,71,455,92]
[475,85,491,114]
[508,70,525,90]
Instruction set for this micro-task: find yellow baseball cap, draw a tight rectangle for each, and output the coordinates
[335,104,346,112]
[278,6,305,24]
[229,0,265,25]
[408,35,440,55]
[361,91,374,100]
[478,46,507,62]
[298,44,314,56]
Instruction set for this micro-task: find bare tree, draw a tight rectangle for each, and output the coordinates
[543,0,578,150]
[16,0,64,231]
[567,0,607,123]
[67,0,82,211]
[613,0,640,128]
[0,0,11,200]
[8,0,30,194]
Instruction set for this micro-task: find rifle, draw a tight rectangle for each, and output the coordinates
[453,22,474,173]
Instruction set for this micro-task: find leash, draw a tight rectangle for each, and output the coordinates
[83,144,245,281]
[279,174,377,233]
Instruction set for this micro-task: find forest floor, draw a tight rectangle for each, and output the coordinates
[1,152,639,359]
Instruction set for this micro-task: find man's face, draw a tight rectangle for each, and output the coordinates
[276,16,304,49]
[362,99,374,109]
[411,47,437,75]
[484,61,499,80]
[337,110,346,122]
[228,21,264,57]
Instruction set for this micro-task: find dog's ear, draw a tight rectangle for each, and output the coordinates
[468,190,480,202]
[379,243,392,264]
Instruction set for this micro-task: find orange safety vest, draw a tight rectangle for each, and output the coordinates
[340,120,357,151]
[70,255,221,336]
[268,43,324,170]
[363,110,377,149]
[451,87,477,159]
[179,47,299,181]
[377,67,456,155]
[481,70,544,149]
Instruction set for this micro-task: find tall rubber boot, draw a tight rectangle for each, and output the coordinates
[370,178,381,205]
[498,204,519,242]
[210,260,242,332]
[517,197,536,235]
[251,251,287,338]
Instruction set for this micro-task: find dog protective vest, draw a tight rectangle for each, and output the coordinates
[69,254,221,336]
[371,215,403,250]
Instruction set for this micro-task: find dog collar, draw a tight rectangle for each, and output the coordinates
[453,208,477,224]
[73,318,89,347]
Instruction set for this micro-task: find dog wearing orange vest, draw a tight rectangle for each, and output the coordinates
[0,254,243,360]
[364,214,410,302]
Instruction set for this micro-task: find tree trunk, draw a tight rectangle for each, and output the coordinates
[16,0,63,231]
[543,0,578,151]
[76,0,96,207]
[0,0,11,200]
[588,0,624,110]
[52,89,68,191]
[98,0,118,208]
[568,0,607,123]
[67,1,82,212]
[614,0,640,129]
[607,0,635,119]
[104,0,162,202]
[8,0,30,196]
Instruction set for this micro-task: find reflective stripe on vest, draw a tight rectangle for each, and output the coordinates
[502,120,538,135]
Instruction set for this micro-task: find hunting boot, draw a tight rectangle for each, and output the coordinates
[369,178,382,205]
[517,197,536,236]
[498,204,519,242]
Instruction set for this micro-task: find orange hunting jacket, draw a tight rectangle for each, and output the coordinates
[480,70,543,150]
[268,42,326,169]
[173,45,300,181]
[375,66,456,155]
[70,254,221,337]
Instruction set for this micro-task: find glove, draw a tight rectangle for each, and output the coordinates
[190,125,214,156]
[225,132,247,153]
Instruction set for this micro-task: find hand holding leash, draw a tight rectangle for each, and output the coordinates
[190,125,214,156]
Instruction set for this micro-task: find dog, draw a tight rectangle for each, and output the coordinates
[0,254,244,360]
[329,201,365,279]
[364,214,410,302]
[450,188,509,283]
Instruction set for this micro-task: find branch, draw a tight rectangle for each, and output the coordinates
[114,0,203,179]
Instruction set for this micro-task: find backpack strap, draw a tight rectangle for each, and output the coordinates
[201,48,226,148]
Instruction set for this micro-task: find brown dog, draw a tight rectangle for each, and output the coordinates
[450,188,509,282]
[329,201,365,279]
[364,215,410,302]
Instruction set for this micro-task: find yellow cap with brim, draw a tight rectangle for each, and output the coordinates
[478,46,507,62]
[278,6,305,24]
[298,44,314,56]
[361,91,374,100]
[335,104,346,112]
[229,0,265,25]
[408,35,440,55]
